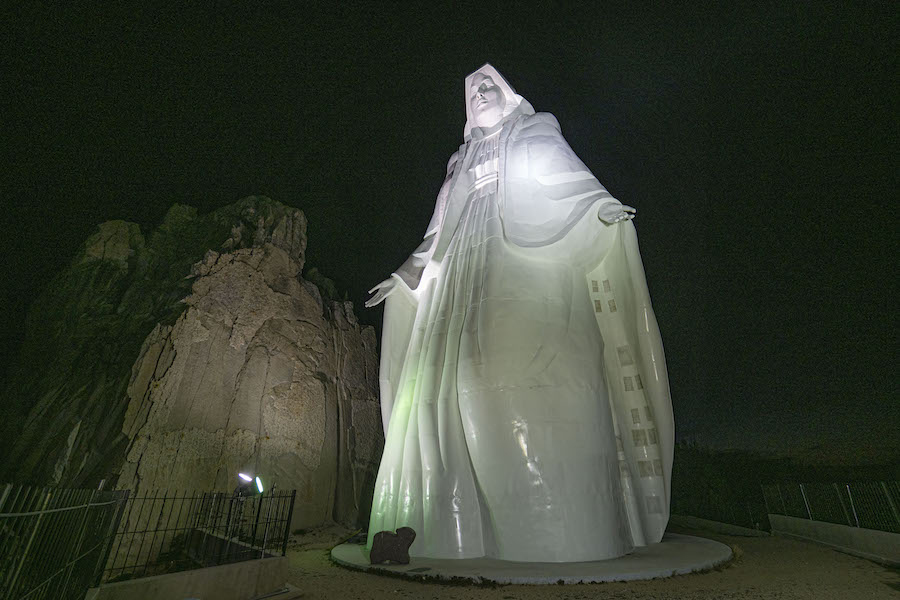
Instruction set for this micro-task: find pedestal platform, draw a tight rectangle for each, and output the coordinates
[330,533,732,585]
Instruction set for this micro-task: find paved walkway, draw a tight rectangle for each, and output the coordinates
[284,525,900,599]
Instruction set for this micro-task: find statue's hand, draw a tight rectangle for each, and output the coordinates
[598,203,636,224]
[365,277,398,308]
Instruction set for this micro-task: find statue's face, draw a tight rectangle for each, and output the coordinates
[469,74,506,128]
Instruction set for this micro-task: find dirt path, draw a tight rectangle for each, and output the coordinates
[284,524,899,599]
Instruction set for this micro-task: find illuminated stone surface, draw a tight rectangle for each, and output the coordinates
[2,197,383,529]
[365,65,673,562]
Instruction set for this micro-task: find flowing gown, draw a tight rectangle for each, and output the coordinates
[367,127,643,562]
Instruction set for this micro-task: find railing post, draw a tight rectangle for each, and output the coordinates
[223,493,236,562]
[91,490,131,587]
[7,489,53,595]
[0,482,12,511]
[833,483,853,526]
[777,484,787,514]
[846,483,860,527]
[203,492,216,529]
[60,488,98,595]
[799,483,813,520]
[139,489,169,577]
[880,481,900,529]
[259,489,275,559]
[250,492,265,557]
[282,490,296,556]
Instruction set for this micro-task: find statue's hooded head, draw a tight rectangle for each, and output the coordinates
[464,63,534,141]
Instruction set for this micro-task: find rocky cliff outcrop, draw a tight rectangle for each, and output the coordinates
[1,197,382,528]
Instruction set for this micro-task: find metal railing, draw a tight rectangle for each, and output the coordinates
[670,485,771,531]
[0,484,129,600]
[0,485,296,599]
[102,488,296,583]
[762,481,900,533]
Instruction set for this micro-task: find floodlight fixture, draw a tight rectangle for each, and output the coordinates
[238,472,252,482]
[255,476,264,493]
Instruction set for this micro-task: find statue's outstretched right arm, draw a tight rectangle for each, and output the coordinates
[365,151,459,307]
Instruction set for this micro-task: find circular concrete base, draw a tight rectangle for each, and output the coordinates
[331,533,732,585]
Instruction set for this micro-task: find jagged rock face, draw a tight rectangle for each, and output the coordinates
[1,196,382,528]
[118,244,381,527]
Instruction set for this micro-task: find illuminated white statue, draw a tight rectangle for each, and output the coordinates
[366,64,673,562]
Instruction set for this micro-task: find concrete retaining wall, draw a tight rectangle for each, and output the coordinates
[84,556,287,600]
[669,514,769,537]
[769,513,900,567]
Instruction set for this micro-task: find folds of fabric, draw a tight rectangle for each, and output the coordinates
[368,111,673,562]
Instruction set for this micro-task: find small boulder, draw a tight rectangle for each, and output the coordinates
[369,527,417,565]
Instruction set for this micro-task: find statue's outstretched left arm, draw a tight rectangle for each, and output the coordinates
[597,202,636,224]
[510,112,636,234]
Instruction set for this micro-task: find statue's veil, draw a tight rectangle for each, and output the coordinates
[463,63,533,141]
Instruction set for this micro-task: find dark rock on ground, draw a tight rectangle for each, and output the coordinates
[369,527,417,565]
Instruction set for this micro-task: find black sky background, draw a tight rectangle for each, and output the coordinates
[1,3,896,463]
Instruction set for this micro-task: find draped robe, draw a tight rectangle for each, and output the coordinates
[368,108,674,562]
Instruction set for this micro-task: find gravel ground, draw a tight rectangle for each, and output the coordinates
[283,524,899,599]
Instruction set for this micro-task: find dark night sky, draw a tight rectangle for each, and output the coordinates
[1,3,896,463]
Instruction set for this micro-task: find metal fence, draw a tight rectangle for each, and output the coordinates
[671,485,771,531]
[762,481,900,533]
[0,485,295,599]
[102,488,296,583]
[0,484,129,600]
